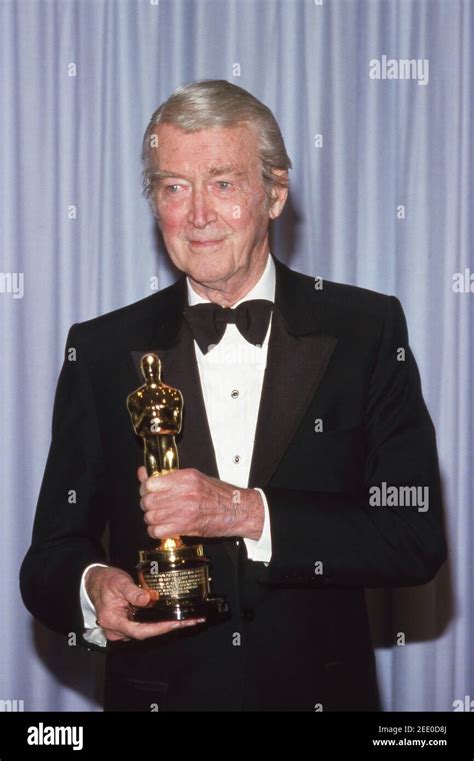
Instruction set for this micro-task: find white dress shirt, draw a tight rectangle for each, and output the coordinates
[80,254,275,646]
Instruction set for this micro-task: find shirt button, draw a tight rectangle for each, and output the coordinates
[231,389,239,399]
[233,455,240,464]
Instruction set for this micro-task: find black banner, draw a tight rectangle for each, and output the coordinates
[0,711,473,759]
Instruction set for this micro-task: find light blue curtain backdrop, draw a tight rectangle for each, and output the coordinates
[1,0,472,711]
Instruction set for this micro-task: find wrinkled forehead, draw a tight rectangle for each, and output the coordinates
[150,122,261,176]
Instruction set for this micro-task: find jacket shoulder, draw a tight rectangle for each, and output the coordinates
[279,260,397,322]
[67,279,184,345]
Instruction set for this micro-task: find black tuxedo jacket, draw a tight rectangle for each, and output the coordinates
[20,256,447,711]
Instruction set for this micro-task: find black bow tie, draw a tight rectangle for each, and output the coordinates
[183,299,273,354]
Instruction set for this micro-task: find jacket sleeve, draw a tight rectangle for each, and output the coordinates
[259,296,447,588]
[20,324,109,636]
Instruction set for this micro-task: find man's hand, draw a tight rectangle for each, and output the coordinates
[138,466,264,541]
[85,566,205,642]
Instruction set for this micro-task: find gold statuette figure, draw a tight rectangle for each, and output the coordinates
[127,353,228,623]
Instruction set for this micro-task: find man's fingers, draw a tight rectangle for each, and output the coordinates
[99,614,206,642]
[137,467,167,493]
[147,523,179,540]
[124,618,206,641]
[139,478,165,498]
[145,475,169,493]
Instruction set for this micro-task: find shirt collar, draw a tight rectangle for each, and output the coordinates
[186,253,276,307]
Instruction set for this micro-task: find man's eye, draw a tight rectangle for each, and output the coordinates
[165,184,181,193]
[216,181,232,191]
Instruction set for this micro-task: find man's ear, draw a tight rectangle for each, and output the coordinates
[268,169,289,219]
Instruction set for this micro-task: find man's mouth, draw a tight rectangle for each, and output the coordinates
[187,239,225,248]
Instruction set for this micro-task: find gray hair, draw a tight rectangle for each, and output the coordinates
[141,79,292,210]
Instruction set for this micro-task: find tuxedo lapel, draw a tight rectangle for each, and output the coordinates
[248,259,337,488]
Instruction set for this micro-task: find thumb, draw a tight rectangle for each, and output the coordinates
[124,584,151,607]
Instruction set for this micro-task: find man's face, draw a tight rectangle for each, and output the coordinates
[151,122,287,291]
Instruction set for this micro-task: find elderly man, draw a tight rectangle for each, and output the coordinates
[20,80,446,711]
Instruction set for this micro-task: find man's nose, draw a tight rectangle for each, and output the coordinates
[187,188,217,228]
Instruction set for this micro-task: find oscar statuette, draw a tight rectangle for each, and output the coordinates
[126,353,229,623]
